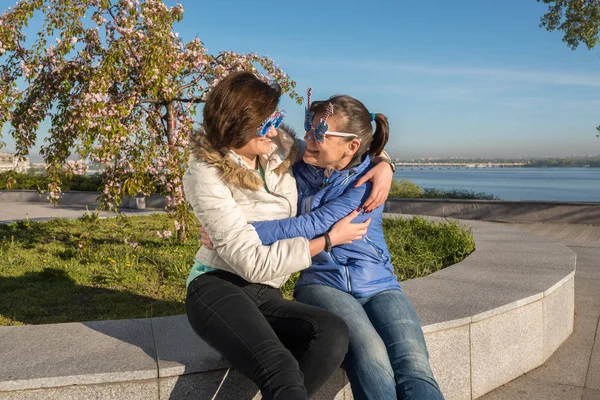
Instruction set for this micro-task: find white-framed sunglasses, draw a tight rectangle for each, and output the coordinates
[304,88,359,143]
[305,128,360,142]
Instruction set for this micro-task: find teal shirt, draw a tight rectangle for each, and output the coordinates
[186,260,217,289]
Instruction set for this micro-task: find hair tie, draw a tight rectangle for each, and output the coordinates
[370,113,376,121]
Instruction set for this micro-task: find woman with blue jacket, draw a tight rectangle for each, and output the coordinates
[250,94,445,400]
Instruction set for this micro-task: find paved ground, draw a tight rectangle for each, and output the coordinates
[480,223,600,400]
[1,205,598,399]
[513,222,600,246]
[0,202,161,223]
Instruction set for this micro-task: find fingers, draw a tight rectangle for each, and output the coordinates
[365,197,380,213]
[350,220,371,242]
[364,189,388,213]
[200,231,214,249]
[361,191,376,213]
[344,208,362,221]
[363,185,388,212]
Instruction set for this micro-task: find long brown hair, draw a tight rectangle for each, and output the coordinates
[203,72,281,151]
[309,95,389,157]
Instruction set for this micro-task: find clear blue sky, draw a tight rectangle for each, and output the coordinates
[3,0,600,159]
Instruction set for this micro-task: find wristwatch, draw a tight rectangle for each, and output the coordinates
[378,158,396,173]
[324,232,333,253]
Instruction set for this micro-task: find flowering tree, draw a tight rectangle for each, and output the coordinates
[0,0,301,240]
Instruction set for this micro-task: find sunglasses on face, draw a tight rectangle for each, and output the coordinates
[304,126,360,143]
[304,106,358,143]
[256,110,286,137]
[304,89,359,143]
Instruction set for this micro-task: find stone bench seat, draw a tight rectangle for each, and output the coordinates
[0,216,576,399]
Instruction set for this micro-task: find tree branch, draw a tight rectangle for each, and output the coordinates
[172,97,203,103]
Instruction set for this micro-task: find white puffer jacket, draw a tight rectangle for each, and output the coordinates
[182,126,311,288]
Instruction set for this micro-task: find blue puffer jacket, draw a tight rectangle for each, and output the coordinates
[252,156,401,298]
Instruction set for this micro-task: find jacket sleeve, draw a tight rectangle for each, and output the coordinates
[183,162,312,283]
[252,184,370,245]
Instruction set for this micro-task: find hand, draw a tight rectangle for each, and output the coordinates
[198,226,214,249]
[329,208,371,246]
[354,160,393,213]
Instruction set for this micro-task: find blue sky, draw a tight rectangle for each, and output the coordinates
[2,0,600,159]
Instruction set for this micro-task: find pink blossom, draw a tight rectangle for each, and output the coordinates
[156,230,172,239]
[1,0,300,240]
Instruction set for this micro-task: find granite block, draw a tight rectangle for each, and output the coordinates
[312,369,346,400]
[544,271,575,297]
[470,301,544,398]
[159,369,259,400]
[432,261,566,299]
[151,315,228,378]
[424,325,471,400]
[543,275,575,359]
[403,276,539,328]
[456,246,575,272]
[0,380,158,400]
[0,319,157,391]
[159,368,346,400]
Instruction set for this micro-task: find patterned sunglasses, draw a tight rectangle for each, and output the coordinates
[256,110,286,137]
[304,88,358,143]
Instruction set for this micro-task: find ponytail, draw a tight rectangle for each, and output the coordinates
[369,113,389,157]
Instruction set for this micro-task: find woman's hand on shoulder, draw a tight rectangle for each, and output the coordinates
[354,161,393,213]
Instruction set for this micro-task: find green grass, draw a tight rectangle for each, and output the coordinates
[383,216,475,280]
[0,214,474,326]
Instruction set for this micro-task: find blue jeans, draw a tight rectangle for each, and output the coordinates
[295,285,444,400]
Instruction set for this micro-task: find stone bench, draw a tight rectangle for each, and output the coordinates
[0,216,576,399]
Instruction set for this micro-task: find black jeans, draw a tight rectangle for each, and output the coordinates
[186,270,350,400]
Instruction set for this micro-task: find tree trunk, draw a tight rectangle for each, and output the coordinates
[166,102,177,147]
[165,102,188,243]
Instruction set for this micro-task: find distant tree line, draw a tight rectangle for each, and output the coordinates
[524,158,600,168]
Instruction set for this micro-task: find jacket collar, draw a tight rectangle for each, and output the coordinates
[303,154,372,188]
[189,124,299,191]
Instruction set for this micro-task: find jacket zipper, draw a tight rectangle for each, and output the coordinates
[364,235,384,261]
[327,251,352,293]
[365,235,394,273]
[344,264,352,293]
